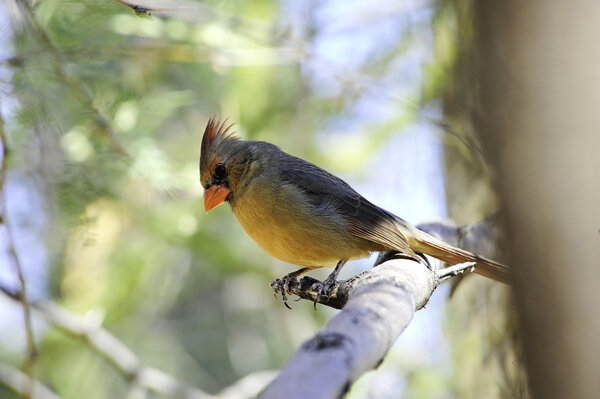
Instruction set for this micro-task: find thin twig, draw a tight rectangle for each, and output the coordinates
[0,104,36,399]
[435,261,476,282]
[113,0,197,17]
[14,0,131,159]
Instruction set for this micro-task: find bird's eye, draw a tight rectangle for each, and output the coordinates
[214,163,226,180]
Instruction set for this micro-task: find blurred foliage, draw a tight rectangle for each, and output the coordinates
[0,0,521,398]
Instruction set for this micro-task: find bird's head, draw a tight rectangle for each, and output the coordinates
[199,117,255,211]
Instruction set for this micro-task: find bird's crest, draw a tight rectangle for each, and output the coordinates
[200,117,238,183]
[201,116,237,155]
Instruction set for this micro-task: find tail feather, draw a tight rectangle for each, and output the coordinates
[408,230,511,284]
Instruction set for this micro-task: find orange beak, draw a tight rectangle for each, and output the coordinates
[204,185,231,211]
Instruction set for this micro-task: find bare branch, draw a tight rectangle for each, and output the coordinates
[261,218,505,398]
[0,363,62,399]
[435,261,476,282]
[0,103,36,399]
[113,0,197,17]
[0,288,214,399]
[262,257,437,399]
[0,285,283,399]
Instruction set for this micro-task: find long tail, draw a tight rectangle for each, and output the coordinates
[407,229,511,284]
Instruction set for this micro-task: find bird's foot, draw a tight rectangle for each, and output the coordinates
[270,270,307,309]
[270,278,292,309]
[309,260,347,310]
[310,275,338,310]
[270,264,345,310]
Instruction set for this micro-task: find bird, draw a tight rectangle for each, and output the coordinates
[199,117,510,306]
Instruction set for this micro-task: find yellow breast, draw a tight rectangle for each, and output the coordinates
[231,180,369,269]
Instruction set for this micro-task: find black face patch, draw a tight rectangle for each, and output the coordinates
[214,163,226,180]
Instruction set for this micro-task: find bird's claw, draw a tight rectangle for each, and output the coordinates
[271,266,339,310]
[270,276,296,309]
[310,279,336,310]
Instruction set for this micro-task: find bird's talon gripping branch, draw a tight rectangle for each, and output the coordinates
[311,282,323,309]
[310,262,345,309]
[310,280,335,310]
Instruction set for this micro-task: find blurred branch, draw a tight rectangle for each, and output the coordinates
[14,0,131,158]
[0,363,62,399]
[114,0,154,17]
[0,104,36,399]
[113,0,197,17]
[0,287,277,399]
[262,218,504,398]
[0,287,213,399]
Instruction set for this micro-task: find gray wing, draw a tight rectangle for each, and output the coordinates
[277,153,418,259]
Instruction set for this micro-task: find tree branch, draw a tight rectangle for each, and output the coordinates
[0,363,62,399]
[0,103,36,399]
[113,0,197,17]
[0,287,214,399]
[0,287,278,399]
[262,257,440,398]
[14,0,131,158]
[261,218,504,398]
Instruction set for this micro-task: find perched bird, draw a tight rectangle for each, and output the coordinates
[200,117,510,305]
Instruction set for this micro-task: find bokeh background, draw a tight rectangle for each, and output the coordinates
[0,1,520,398]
